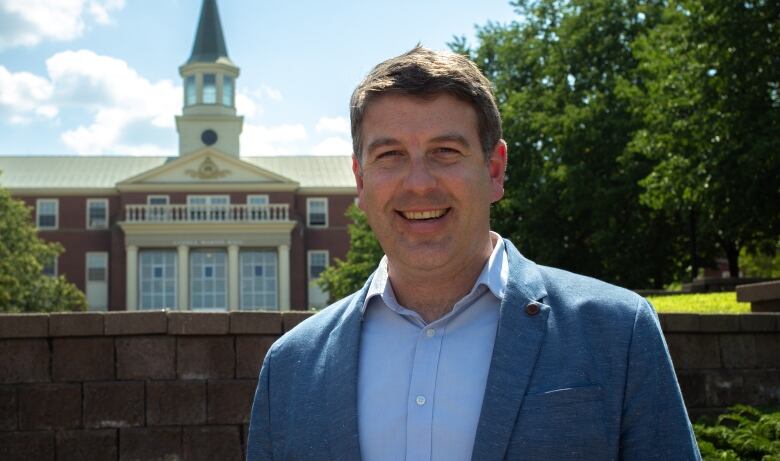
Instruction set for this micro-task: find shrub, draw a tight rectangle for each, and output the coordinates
[695,405,780,460]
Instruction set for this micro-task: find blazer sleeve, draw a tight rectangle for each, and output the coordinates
[619,298,701,460]
[246,352,274,461]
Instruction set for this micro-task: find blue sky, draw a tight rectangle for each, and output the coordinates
[0,0,519,157]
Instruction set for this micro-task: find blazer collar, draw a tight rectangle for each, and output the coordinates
[471,239,550,461]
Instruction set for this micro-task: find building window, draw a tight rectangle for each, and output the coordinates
[139,250,176,309]
[203,73,217,104]
[36,199,58,229]
[222,75,233,106]
[42,256,58,277]
[308,250,329,280]
[185,75,196,105]
[87,199,108,229]
[307,198,328,227]
[247,195,269,220]
[147,195,169,221]
[240,250,277,310]
[190,250,227,310]
[188,195,229,221]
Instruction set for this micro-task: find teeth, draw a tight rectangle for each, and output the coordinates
[402,209,446,220]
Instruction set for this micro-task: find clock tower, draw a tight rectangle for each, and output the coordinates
[176,0,243,157]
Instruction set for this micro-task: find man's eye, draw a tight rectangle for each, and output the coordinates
[433,147,460,156]
[377,150,401,159]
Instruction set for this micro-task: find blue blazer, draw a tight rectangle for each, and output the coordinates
[247,240,700,460]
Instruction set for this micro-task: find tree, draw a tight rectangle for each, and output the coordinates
[317,204,383,302]
[623,0,780,277]
[454,0,687,288]
[0,178,87,312]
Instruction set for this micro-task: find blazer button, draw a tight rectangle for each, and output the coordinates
[525,303,540,316]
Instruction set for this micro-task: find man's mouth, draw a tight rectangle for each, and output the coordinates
[399,208,449,220]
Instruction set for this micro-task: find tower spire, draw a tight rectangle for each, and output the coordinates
[187,0,230,64]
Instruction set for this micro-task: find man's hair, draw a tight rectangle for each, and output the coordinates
[350,45,502,163]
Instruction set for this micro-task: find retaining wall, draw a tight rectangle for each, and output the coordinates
[0,311,778,460]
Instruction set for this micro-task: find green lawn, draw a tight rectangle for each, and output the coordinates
[647,292,751,314]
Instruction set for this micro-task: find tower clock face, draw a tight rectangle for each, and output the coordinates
[201,129,218,146]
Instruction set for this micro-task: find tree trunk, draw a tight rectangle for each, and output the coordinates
[722,240,740,278]
[689,208,699,281]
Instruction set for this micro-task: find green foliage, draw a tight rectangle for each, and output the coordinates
[695,405,780,460]
[621,0,780,277]
[317,204,383,303]
[740,243,780,278]
[648,292,749,314]
[0,180,86,312]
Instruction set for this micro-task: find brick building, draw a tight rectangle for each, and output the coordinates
[0,0,356,311]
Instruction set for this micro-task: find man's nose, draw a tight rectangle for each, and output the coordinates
[402,155,437,194]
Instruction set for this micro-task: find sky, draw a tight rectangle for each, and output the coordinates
[0,0,519,158]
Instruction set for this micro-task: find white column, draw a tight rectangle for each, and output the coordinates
[228,244,239,311]
[177,245,189,310]
[278,244,290,311]
[126,245,138,310]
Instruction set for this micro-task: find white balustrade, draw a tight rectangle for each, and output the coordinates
[124,204,290,223]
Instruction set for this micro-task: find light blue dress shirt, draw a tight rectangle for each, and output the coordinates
[357,234,508,461]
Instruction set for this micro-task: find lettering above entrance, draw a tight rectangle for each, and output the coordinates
[186,156,231,180]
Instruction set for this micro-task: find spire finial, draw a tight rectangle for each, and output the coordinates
[187,0,230,64]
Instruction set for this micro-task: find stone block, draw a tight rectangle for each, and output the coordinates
[49,312,103,336]
[116,336,175,380]
[56,429,117,461]
[744,370,780,406]
[230,311,283,334]
[236,335,277,378]
[207,379,257,424]
[0,314,47,338]
[739,314,778,332]
[665,333,721,369]
[0,385,17,430]
[0,432,54,461]
[53,337,114,381]
[737,280,780,302]
[663,314,700,332]
[676,371,707,408]
[755,333,780,368]
[177,336,235,379]
[146,380,206,426]
[168,312,229,335]
[183,426,243,461]
[104,311,167,335]
[120,427,181,461]
[18,383,81,430]
[704,370,748,407]
[719,334,757,369]
[84,381,144,428]
[0,339,50,383]
[699,315,740,332]
[282,311,313,332]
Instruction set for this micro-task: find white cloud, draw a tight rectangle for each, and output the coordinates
[262,85,283,102]
[236,90,261,118]
[241,123,307,156]
[310,136,352,156]
[315,116,349,135]
[41,50,180,155]
[0,65,57,124]
[0,0,125,49]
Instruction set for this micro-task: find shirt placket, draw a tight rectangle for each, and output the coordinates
[405,323,445,460]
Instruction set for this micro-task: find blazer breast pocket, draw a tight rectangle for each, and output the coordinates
[506,385,612,461]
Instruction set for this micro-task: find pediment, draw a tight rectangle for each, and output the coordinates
[118,149,296,186]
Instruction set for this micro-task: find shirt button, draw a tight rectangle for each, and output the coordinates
[416,395,426,406]
[525,303,540,316]
[425,329,435,338]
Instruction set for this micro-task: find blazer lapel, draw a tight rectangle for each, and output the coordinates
[471,240,550,461]
[325,281,369,461]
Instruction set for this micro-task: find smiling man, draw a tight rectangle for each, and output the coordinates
[247,47,700,461]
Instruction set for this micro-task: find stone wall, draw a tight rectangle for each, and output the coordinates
[0,311,778,460]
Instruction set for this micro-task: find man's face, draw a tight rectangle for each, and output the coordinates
[352,93,506,276]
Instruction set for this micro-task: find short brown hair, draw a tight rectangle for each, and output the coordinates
[350,45,502,163]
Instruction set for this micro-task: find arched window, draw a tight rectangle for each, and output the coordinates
[203,74,217,104]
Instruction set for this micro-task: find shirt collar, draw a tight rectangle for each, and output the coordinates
[361,232,508,316]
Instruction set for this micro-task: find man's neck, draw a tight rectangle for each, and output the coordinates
[387,235,496,323]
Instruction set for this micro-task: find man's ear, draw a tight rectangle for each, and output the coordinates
[488,140,507,203]
[352,155,365,210]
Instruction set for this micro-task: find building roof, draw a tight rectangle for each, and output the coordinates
[187,0,230,65]
[0,156,356,190]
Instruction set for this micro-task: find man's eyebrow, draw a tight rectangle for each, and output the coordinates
[366,137,400,154]
[429,134,471,148]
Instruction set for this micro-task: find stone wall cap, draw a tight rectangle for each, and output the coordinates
[0,314,49,338]
[105,311,168,336]
[49,312,104,337]
[168,312,229,335]
[737,280,780,302]
[229,312,283,335]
